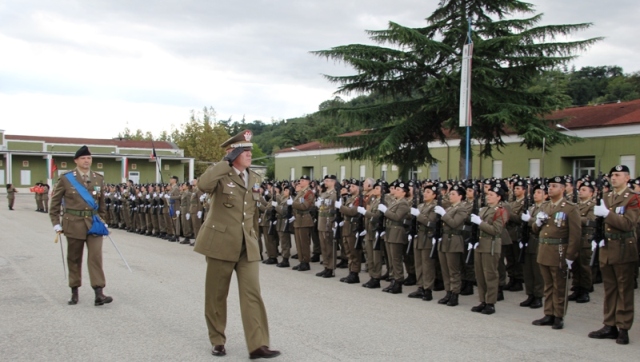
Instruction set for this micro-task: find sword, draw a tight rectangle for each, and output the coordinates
[563,263,570,318]
[105,234,133,272]
[54,232,67,279]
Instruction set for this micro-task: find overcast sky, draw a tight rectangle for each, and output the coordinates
[1,0,638,139]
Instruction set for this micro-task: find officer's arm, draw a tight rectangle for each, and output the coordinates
[566,206,582,260]
[340,203,358,217]
[197,162,230,194]
[416,205,431,226]
[479,209,506,237]
[384,202,410,222]
[97,178,107,222]
[604,195,640,232]
[442,207,469,228]
[292,192,314,211]
[49,177,65,226]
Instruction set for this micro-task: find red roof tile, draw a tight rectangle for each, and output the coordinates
[5,135,177,149]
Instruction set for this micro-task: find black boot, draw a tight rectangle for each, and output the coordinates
[552,317,564,330]
[322,269,335,278]
[508,279,523,292]
[446,292,459,306]
[403,273,417,286]
[530,297,543,309]
[277,258,290,268]
[422,289,433,301]
[68,287,79,305]
[363,278,380,289]
[408,287,425,299]
[617,329,629,345]
[179,237,191,245]
[389,279,402,294]
[298,262,310,271]
[481,303,495,315]
[381,271,390,282]
[433,279,445,291]
[336,259,348,269]
[93,287,113,306]
[310,253,320,263]
[471,302,486,313]
[497,286,504,301]
[568,287,580,301]
[520,295,534,307]
[576,289,590,303]
[291,253,298,259]
[532,315,555,326]
[382,280,394,293]
[438,291,452,305]
[263,257,278,265]
[588,325,619,339]
[344,272,360,284]
[460,281,474,296]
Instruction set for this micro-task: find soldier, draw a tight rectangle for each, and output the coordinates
[290,175,315,271]
[275,184,293,268]
[569,180,596,303]
[588,165,640,345]
[519,182,546,309]
[408,184,439,301]
[361,179,383,288]
[531,176,580,330]
[435,184,470,307]
[378,182,411,294]
[179,183,193,244]
[35,182,44,212]
[460,185,478,296]
[193,130,279,359]
[190,179,204,241]
[505,179,527,292]
[469,184,507,315]
[6,183,17,210]
[42,184,50,213]
[315,175,338,277]
[337,179,364,284]
[169,176,182,239]
[163,184,178,242]
[259,186,279,264]
[49,146,112,306]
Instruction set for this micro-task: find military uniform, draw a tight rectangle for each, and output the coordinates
[474,201,507,310]
[317,187,337,273]
[258,194,278,261]
[169,183,181,236]
[506,195,526,289]
[414,198,438,298]
[190,189,205,239]
[522,199,545,308]
[572,197,595,300]
[180,188,193,241]
[291,184,315,268]
[6,184,17,210]
[363,193,383,284]
[438,199,470,304]
[275,192,292,265]
[339,191,363,282]
[383,194,410,291]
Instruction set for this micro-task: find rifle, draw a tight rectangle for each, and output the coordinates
[430,190,443,259]
[373,185,387,251]
[283,188,294,234]
[465,186,480,264]
[517,181,533,263]
[354,188,365,250]
[590,166,604,267]
[406,183,418,255]
[572,177,579,203]
[268,196,278,236]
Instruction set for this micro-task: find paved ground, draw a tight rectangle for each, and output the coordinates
[1,194,640,361]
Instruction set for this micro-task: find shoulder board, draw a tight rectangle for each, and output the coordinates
[62,170,74,175]
[560,202,566,207]
[623,192,629,198]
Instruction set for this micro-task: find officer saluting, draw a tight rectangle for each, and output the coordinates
[193,130,280,359]
[588,165,640,345]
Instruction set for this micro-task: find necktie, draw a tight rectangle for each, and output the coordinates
[239,172,246,188]
[82,174,89,186]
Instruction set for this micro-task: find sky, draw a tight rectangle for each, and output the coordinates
[1,0,638,139]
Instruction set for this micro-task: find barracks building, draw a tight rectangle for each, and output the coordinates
[0,133,195,191]
[275,99,640,181]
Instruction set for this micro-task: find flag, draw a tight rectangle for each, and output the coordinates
[50,158,58,179]
[150,140,157,159]
[459,42,473,127]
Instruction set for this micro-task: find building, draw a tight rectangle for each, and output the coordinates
[0,132,195,191]
[275,99,640,180]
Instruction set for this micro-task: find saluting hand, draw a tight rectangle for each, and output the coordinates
[470,214,482,225]
[434,205,446,216]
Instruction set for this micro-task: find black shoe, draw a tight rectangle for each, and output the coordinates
[389,279,403,294]
[588,325,619,339]
[576,292,590,304]
[310,253,320,263]
[298,262,310,271]
[532,315,555,326]
[292,264,300,271]
[422,289,433,301]
[568,289,580,301]
[530,297,543,309]
[291,254,298,259]
[497,286,504,301]
[446,293,459,306]
[263,258,278,265]
[408,287,425,299]
[617,329,629,345]
[277,258,290,268]
[363,278,381,289]
[322,269,335,278]
[520,295,534,307]
[340,275,348,282]
[336,259,348,269]
[460,281,474,296]
[505,278,516,290]
[211,345,226,357]
[552,317,564,330]
[168,235,177,242]
[68,287,79,305]
[93,287,113,306]
[316,268,328,277]
[403,273,417,286]
[471,302,486,313]
[438,291,452,305]
[179,238,190,245]
[344,272,360,284]
[481,304,495,315]
[508,280,523,292]
[381,272,390,282]
[433,279,445,291]
[382,280,394,293]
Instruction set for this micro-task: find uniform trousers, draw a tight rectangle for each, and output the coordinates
[277,231,292,259]
[319,231,334,269]
[204,250,270,352]
[342,234,361,273]
[523,251,544,298]
[439,251,462,293]
[388,242,405,282]
[192,214,202,238]
[475,251,500,304]
[539,265,567,318]
[571,242,593,290]
[293,227,311,263]
[66,235,106,288]
[414,246,435,290]
[601,262,635,330]
[364,234,382,279]
[261,226,278,259]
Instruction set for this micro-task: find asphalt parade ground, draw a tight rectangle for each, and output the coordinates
[1,195,640,361]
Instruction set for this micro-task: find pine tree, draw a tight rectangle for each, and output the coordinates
[312,0,602,177]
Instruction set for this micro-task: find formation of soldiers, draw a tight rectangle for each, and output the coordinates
[254,166,640,345]
[98,176,208,246]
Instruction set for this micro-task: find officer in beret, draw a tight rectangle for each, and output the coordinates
[588,165,640,345]
[568,180,596,303]
[519,182,546,309]
[337,179,364,284]
[49,145,113,306]
[193,130,280,359]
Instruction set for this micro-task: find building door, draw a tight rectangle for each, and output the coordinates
[492,160,502,179]
[0,170,4,185]
[20,170,31,185]
[129,171,140,184]
[573,158,595,179]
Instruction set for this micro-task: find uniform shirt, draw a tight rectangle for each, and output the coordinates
[440,201,470,253]
[416,200,438,249]
[532,197,581,267]
[599,187,640,265]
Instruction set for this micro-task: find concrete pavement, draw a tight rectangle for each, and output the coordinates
[1,194,639,361]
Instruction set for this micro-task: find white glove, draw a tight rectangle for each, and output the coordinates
[566,259,574,269]
[199,194,206,202]
[594,203,610,218]
[137,192,142,197]
[299,197,304,204]
[434,205,446,216]
[153,193,157,197]
[176,210,181,216]
[408,235,412,241]
[357,206,366,215]
[258,218,262,223]
[317,197,324,204]
[359,230,367,237]
[272,201,278,207]
[521,211,531,222]
[339,221,345,227]
[272,221,277,225]
[378,204,388,213]
[410,207,420,216]
[470,214,482,225]
[165,194,170,199]
[264,190,269,195]
[334,200,342,209]
[159,193,164,198]
[104,223,109,229]
[197,211,202,218]
[286,197,293,205]
[186,213,190,220]
[535,211,548,227]
[288,216,296,222]
[315,200,322,208]
[53,224,63,233]
[130,195,135,200]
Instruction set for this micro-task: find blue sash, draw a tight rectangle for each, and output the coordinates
[64,173,109,236]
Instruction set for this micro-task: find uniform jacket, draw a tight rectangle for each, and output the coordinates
[416,200,438,249]
[292,187,315,228]
[340,194,361,236]
[477,204,507,254]
[525,201,547,254]
[383,197,410,244]
[193,162,261,262]
[49,169,107,240]
[599,187,640,265]
[317,189,337,232]
[532,199,581,267]
[6,186,17,199]
[440,202,470,253]
[578,198,595,248]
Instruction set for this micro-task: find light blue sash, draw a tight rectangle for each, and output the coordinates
[64,173,109,236]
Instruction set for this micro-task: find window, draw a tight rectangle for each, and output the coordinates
[492,160,502,178]
[322,166,327,178]
[529,159,540,178]
[359,165,366,180]
[0,160,3,167]
[620,155,636,177]
[340,166,346,181]
[430,164,439,180]
[22,160,29,167]
[290,167,295,180]
[573,158,595,179]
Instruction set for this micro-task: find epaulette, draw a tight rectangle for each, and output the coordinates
[623,192,629,198]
